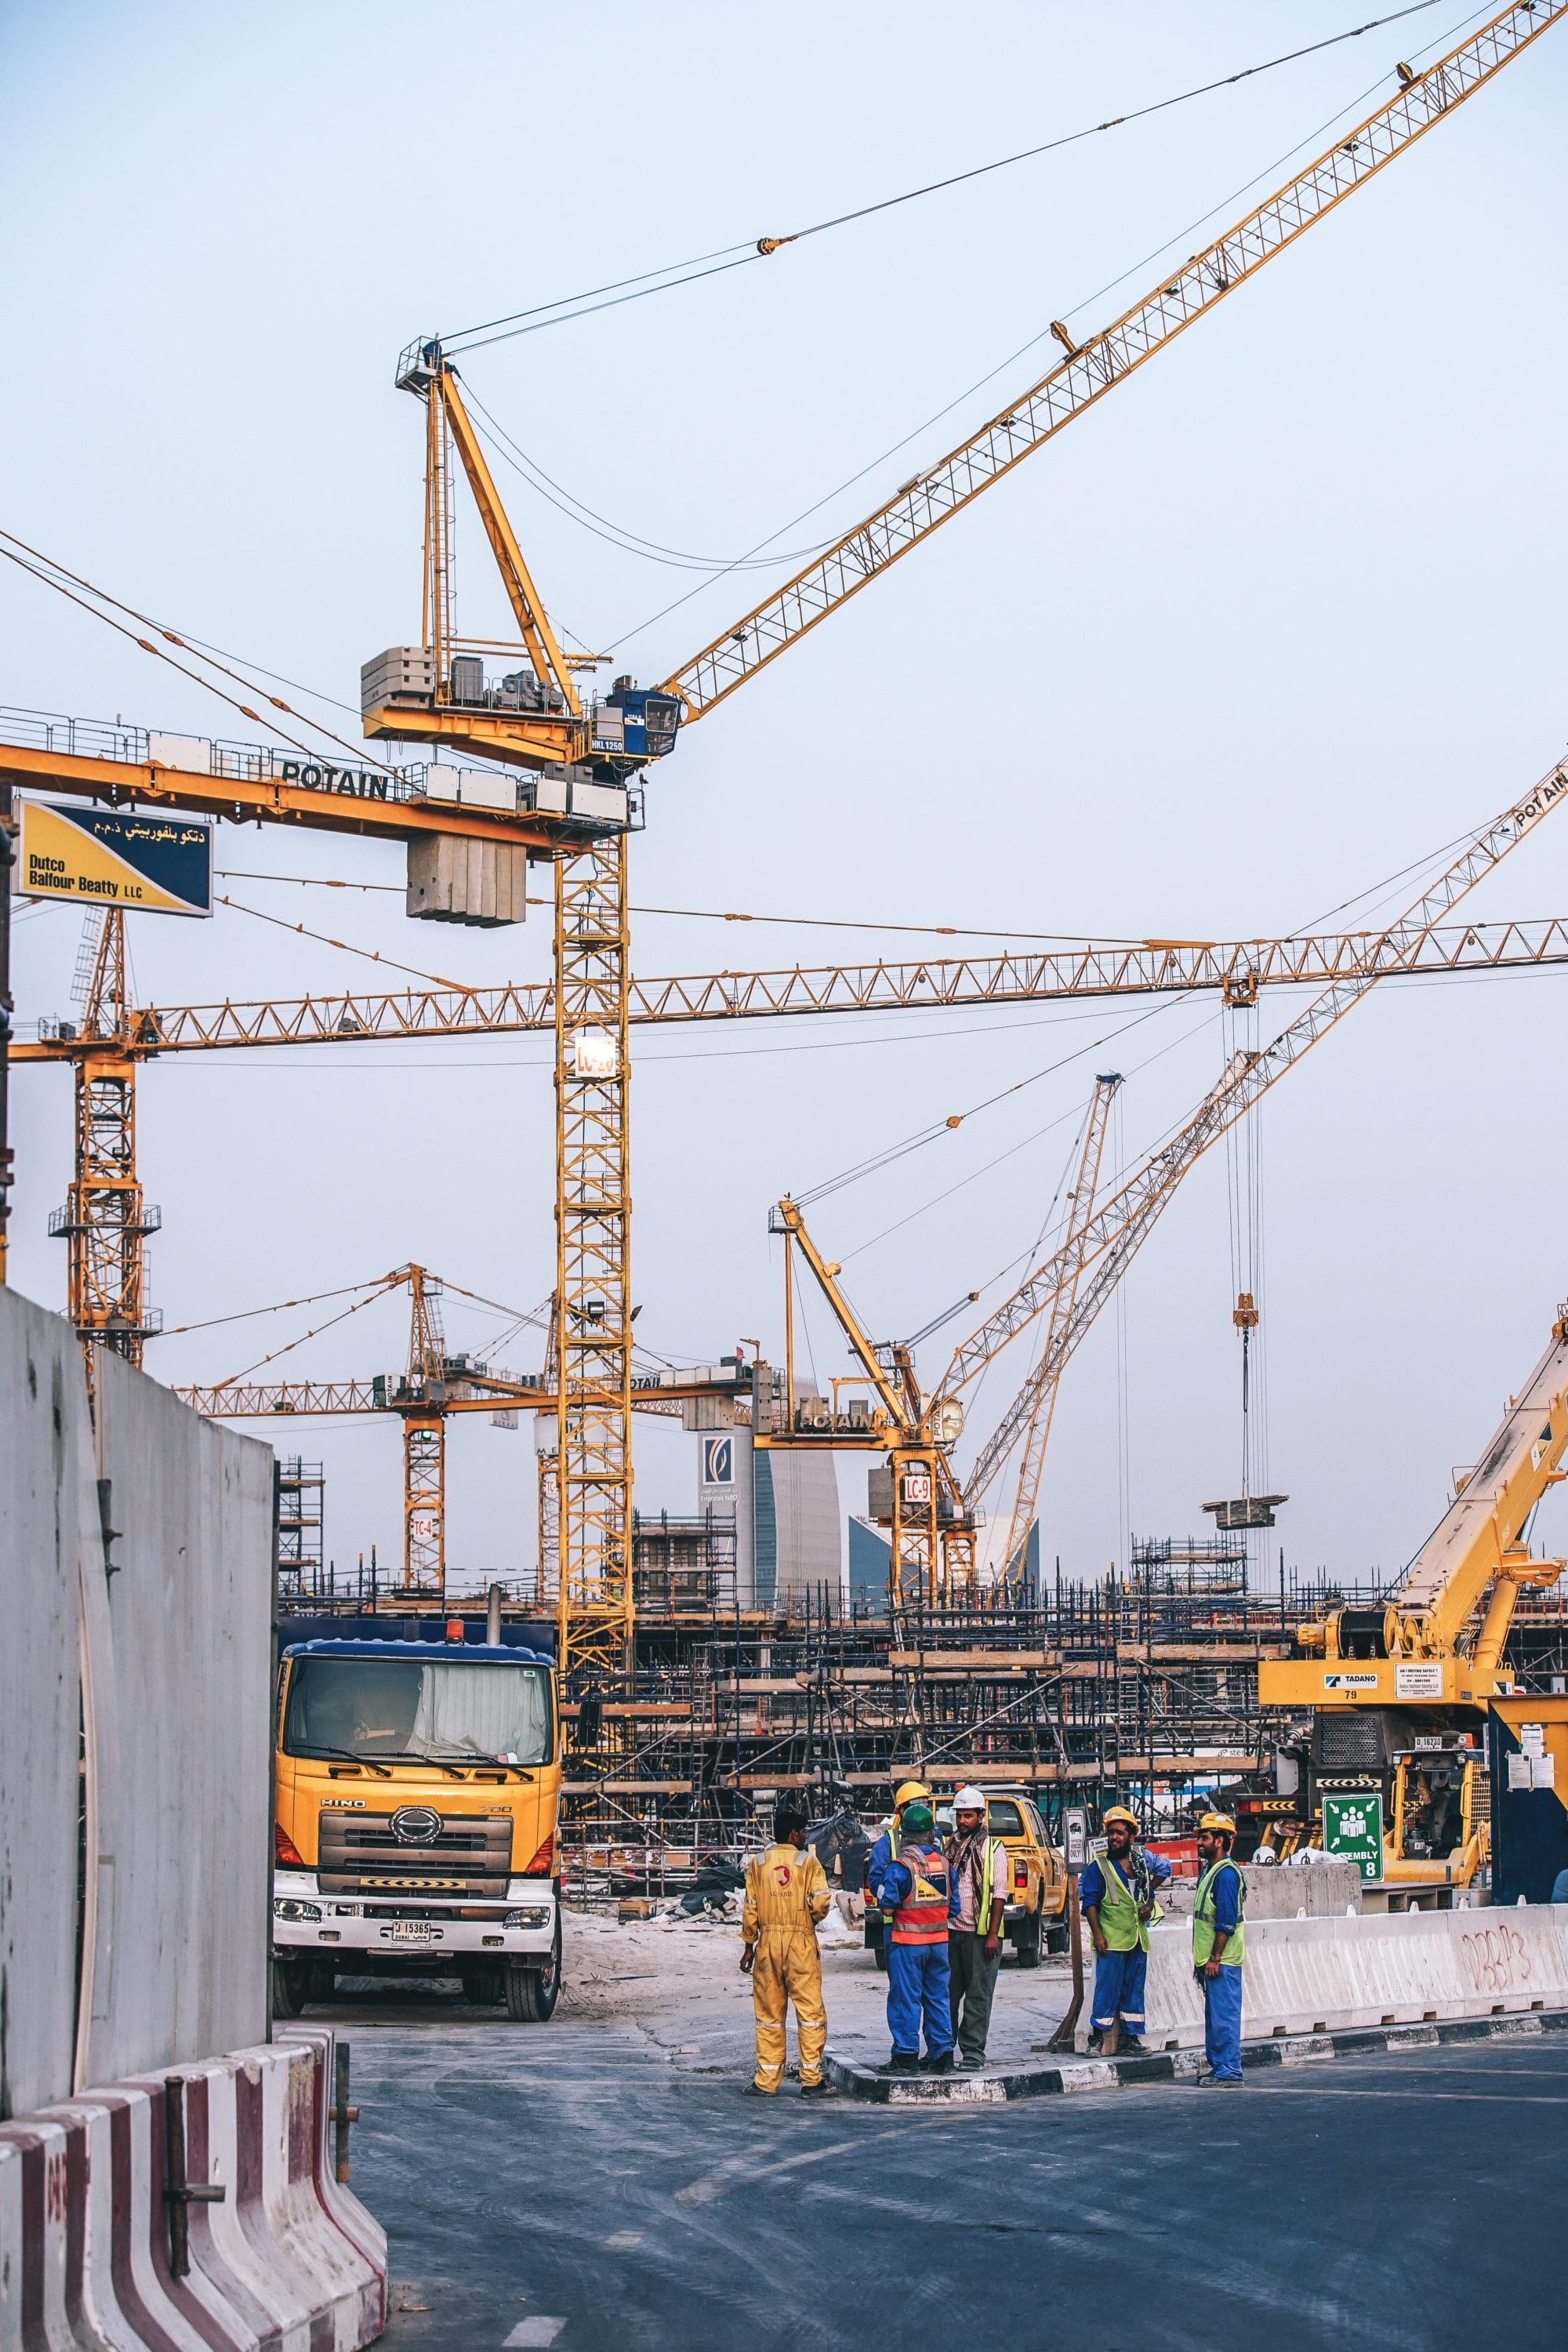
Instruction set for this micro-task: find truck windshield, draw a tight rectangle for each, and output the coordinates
[283,1656,553,1766]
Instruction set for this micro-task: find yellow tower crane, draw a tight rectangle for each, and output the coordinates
[42,908,162,1376]
[344,0,1568,1679]
[180,1264,737,1598]
[178,1264,534,1592]
[19,909,1568,1472]
[5,3,1561,1678]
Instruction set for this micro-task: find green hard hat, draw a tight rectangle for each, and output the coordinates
[902,1801,935,1835]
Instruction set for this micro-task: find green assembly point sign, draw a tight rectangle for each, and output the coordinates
[1322,1792,1385,1882]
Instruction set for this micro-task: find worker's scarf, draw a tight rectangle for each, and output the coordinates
[1109,1843,1154,1909]
[950,1825,989,1913]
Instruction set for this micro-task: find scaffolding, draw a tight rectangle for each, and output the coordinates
[275,1458,325,1590]
[274,1542,1566,1880]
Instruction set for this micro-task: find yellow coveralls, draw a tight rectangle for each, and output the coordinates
[742,1841,832,2092]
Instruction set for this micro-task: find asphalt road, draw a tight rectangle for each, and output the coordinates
[343,2009,1568,2351]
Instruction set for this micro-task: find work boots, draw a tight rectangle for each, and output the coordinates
[887,2052,920,2074]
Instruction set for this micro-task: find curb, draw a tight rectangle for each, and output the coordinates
[824,2006,1568,2104]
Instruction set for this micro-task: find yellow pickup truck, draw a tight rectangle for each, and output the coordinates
[273,1636,561,2020]
[865,1787,1069,1966]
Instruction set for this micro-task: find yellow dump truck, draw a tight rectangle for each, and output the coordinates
[272,1636,561,2020]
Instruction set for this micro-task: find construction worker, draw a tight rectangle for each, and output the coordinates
[863,1780,931,1909]
[1079,1805,1171,2056]
[1193,1811,1247,2085]
[945,1786,1009,2068]
[739,1809,837,2098]
[867,1798,956,2073]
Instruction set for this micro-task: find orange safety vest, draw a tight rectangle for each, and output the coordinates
[890,1840,952,1947]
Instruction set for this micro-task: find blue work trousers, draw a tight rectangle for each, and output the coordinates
[886,1939,953,2058]
[1091,1947,1148,2035]
[1200,1964,1243,2080]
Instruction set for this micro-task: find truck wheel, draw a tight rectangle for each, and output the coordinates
[463,1967,505,2008]
[307,1958,337,2002]
[506,1918,561,2022]
[271,1956,309,2018]
[873,1941,888,1973]
[1014,1912,1044,1969]
[1045,1920,1070,1957]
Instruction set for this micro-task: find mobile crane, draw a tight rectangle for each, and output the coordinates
[1259,1305,1568,1891]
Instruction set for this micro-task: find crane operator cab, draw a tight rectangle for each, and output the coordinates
[1388,1730,1488,1881]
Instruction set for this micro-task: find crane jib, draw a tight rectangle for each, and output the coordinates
[662,0,1568,723]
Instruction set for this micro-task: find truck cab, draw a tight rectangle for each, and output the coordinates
[273,1638,562,2020]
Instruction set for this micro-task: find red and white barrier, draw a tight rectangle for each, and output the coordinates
[0,2031,385,2352]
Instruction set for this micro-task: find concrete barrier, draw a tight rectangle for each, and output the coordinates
[1156,1858,1364,1921]
[0,2031,385,2351]
[1077,1903,1568,2052]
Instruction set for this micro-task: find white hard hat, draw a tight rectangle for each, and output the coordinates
[952,1785,986,1813]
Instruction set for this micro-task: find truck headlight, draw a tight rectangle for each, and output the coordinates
[274,1897,322,1923]
[505,1907,550,1929]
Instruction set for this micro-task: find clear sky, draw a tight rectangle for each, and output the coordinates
[5,2,1567,1595]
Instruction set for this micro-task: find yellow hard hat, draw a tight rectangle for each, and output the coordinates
[1103,1806,1138,1828]
[1200,1811,1236,1835]
[893,1780,931,1812]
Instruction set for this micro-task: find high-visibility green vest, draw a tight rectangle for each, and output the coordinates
[1093,1850,1162,1953]
[1192,1857,1246,1968]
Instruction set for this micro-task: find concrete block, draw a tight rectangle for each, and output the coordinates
[147,731,214,774]
[407,832,528,926]
[1158,1859,1363,1922]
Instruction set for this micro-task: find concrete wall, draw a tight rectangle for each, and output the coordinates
[0,1289,94,2118]
[1,1286,275,2108]
[81,1343,274,2085]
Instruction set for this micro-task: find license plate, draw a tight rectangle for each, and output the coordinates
[385,1922,439,1943]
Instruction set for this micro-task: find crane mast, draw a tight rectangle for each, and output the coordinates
[996,1073,1121,1594]
[46,906,161,1380]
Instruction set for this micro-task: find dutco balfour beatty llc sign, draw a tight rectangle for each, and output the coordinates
[16,800,212,917]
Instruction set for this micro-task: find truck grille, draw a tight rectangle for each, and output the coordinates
[318,1810,513,1894]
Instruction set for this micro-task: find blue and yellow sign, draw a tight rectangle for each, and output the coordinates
[15,800,213,918]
